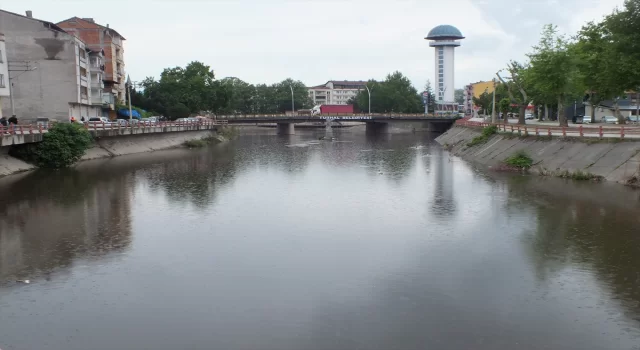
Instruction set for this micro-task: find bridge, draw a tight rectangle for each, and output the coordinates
[215,113,459,134]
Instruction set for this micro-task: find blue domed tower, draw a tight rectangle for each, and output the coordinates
[425,25,464,103]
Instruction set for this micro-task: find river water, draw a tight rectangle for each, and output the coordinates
[1,127,640,350]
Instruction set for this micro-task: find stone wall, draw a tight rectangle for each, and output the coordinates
[436,126,640,185]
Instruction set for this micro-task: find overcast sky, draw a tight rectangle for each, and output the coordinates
[4,0,625,89]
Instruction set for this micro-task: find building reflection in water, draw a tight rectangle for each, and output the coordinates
[0,169,133,281]
[430,146,456,217]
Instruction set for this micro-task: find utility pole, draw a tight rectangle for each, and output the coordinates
[491,79,497,123]
[7,61,38,117]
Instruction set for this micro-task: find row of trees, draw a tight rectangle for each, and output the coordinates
[130,61,313,119]
[131,65,439,118]
[477,0,640,125]
[349,72,425,113]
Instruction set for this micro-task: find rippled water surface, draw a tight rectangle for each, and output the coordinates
[1,128,640,350]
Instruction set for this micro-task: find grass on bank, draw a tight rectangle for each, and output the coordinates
[504,151,534,169]
[467,125,498,147]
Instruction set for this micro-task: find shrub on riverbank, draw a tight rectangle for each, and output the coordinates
[184,139,209,148]
[505,151,533,169]
[10,123,93,168]
[218,126,239,139]
[467,125,498,147]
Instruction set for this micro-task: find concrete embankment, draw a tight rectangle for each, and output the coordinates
[0,130,220,177]
[0,147,35,177]
[82,130,219,160]
[436,125,640,185]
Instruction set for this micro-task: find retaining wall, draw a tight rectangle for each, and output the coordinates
[436,126,640,185]
[0,130,219,177]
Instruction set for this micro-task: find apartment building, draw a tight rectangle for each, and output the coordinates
[0,33,9,119]
[57,17,126,106]
[308,80,367,106]
[0,10,102,122]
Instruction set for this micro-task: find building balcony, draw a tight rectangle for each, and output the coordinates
[102,93,115,110]
[90,63,104,72]
[80,75,88,86]
[91,80,104,89]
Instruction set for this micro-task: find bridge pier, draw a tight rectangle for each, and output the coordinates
[276,123,295,135]
[427,121,454,133]
[366,122,389,134]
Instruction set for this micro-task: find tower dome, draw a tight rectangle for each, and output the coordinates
[425,25,464,40]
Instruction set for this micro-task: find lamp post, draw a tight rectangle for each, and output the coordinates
[126,75,133,122]
[365,85,371,114]
[289,84,295,116]
[491,78,497,123]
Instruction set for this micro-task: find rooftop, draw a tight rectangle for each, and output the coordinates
[425,25,464,40]
[0,9,66,33]
[57,16,126,40]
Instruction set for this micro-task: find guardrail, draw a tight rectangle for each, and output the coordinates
[457,120,640,139]
[216,113,456,119]
[2,120,228,135]
[82,120,227,131]
[1,124,50,135]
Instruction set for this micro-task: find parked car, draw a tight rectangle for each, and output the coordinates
[582,115,593,124]
[601,116,618,124]
[625,115,640,123]
[525,114,535,120]
[175,118,188,123]
[87,117,115,125]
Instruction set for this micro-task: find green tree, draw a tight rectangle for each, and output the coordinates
[571,22,617,123]
[498,98,512,119]
[526,24,575,126]
[473,91,492,116]
[497,61,530,125]
[600,0,640,123]
[11,123,93,168]
[137,61,230,119]
[454,88,465,105]
[424,80,437,113]
[352,72,422,113]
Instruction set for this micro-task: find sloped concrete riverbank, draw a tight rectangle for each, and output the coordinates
[0,130,221,177]
[436,126,640,186]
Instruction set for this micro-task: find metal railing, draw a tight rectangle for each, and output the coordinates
[456,120,640,139]
[1,124,50,135]
[216,113,456,119]
[1,120,228,136]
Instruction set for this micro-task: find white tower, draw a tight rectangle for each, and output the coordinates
[425,25,464,103]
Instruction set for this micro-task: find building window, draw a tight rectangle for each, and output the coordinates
[0,74,5,88]
[0,50,3,63]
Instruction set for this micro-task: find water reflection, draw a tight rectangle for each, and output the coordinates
[0,169,133,281]
[508,177,640,322]
[1,130,639,350]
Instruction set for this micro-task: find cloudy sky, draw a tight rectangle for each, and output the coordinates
[4,0,625,89]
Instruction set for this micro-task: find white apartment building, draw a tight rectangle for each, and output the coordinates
[0,33,9,119]
[308,80,367,106]
[0,9,102,122]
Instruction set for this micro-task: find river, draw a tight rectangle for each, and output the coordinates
[1,127,639,350]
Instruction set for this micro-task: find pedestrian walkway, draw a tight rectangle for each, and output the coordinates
[458,120,640,139]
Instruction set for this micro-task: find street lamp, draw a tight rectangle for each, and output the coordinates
[365,85,371,114]
[491,78,497,123]
[126,75,133,122]
[289,84,295,116]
